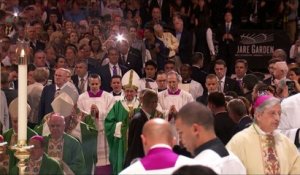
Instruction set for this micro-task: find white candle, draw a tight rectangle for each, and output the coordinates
[20,49,25,57]
[18,49,27,141]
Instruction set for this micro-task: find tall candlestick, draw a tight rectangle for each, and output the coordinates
[18,48,27,142]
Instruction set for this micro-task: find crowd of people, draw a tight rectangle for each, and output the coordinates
[1,0,300,174]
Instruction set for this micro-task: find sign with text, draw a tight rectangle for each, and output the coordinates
[235,30,290,71]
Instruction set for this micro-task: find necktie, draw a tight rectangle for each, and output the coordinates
[113,65,117,76]
[121,55,126,63]
[226,23,230,33]
[237,79,242,88]
[218,81,223,92]
[261,135,280,174]
[79,78,85,94]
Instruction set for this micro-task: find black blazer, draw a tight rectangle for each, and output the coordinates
[38,84,56,122]
[71,74,90,93]
[30,40,46,52]
[124,110,148,168]
[177,29,193,64]
[224,77,243,95]
[191,66,208,88]
[196,92,209,106]
[119,47,143,77]
[149,0,171,23]
[217,22,240,47]
[263,77,273,85]
[214,111,236,145]
[98,64,128,92]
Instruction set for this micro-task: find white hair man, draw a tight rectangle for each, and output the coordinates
[227,95,300,174]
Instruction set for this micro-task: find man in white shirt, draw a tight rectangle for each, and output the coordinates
[175,102,246,174]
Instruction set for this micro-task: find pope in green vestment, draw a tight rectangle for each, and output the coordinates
[104,99,140,175]
[44,133,86,175]
[104,69,141,175]
[10,153,64,175]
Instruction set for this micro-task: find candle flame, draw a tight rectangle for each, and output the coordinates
[20,49,25,57]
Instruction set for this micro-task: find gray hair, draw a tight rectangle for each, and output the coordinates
[254,96,281,116]
[274,61,288,76]
[167,70,181,82]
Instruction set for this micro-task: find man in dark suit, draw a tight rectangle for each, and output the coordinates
[124,89,162,168]
[217,11,240,75]
[71,61,89,94]
[191,52,208,88]
[196,74,219,105]
[38,68,69,122]
[173,15,193,65]
[149,0,171,24]
[27,23,45,52]
[98,47,128,92]
[207,92,236,145]
[0,71,17,106]
[227,99,253,133]
[214,59,242,95]
[117,40,143,77]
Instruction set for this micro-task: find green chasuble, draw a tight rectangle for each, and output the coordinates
[79,122,98,175]
[10,153,64,175]
[34,121,97,175]
[104,100,140,175]
[3,127,37,174]
[44,133,86,175]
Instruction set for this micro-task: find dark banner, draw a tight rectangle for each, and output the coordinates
[235,30,290,71]
[214,30,291,71]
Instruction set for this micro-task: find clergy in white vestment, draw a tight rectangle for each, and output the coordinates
[175,102,246,174]
[120,118,198,175]
[158,71,193,143]
[110,75,125,101]
[139,60,158,91]
[77,74,115,172]
[278,93,300,151]
[178,64,203,100]
[158,71,194,120]
[227,95,300,174]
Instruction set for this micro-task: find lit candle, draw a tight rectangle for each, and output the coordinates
[18,48,27,141]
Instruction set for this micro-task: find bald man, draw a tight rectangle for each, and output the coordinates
[43,113,86,175]
[120,118,196,175]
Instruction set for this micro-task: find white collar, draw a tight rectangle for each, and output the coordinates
[141,108,151,119]
[109,63,119,68]
[150,144,172,150]
[79,73,88,80]
[218,76,225,82]
[252,123,280,136]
